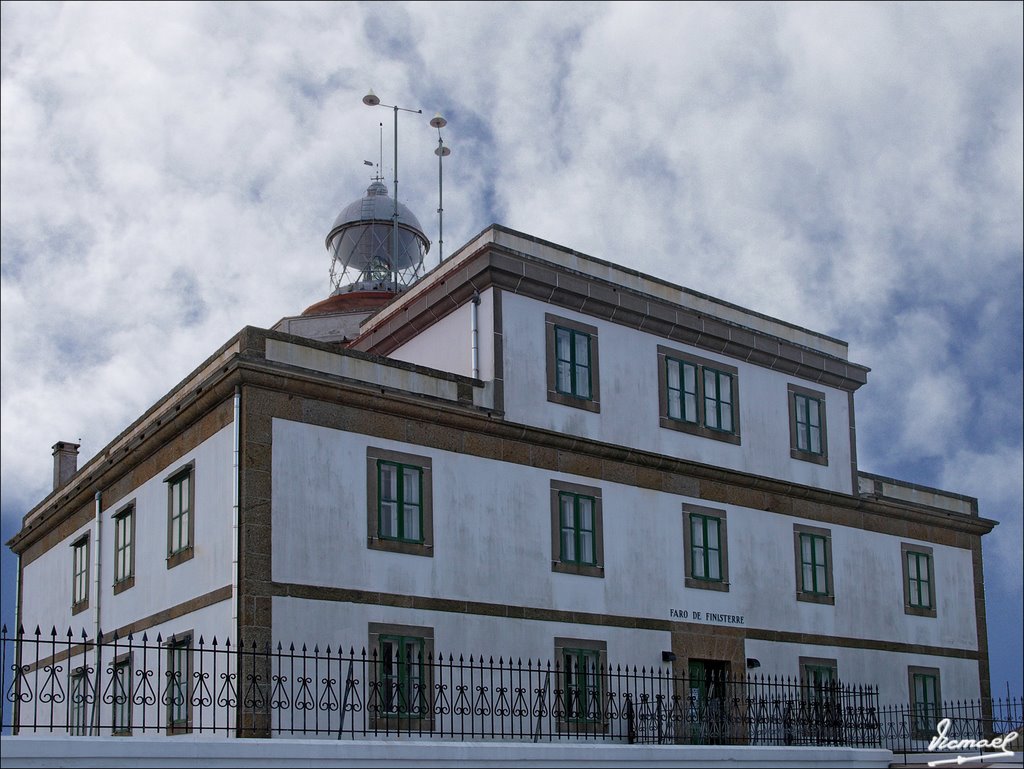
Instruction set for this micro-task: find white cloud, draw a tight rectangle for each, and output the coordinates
[941,446,1024,600]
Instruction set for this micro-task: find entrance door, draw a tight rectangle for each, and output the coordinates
[687,659,731,744]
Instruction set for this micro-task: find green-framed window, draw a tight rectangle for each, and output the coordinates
[167,637,191,732]
[168,472,191,555]
[689,514,723,582]
[794,393,823,455]
[804,664,836,699]
[907,551,932,609]
[69,669,89,736]
[554,326,593,400]
[804,664,836,688]
[558,491,597,566]
[380,635,427,717]
[71,537,89,609]
[911,671,940,735]
[113,507,133,584]
[562,648,602,724]
[799,533,829,595]
[660,349,739,439]
[666,357,699,423]
[801,658,839,708]
[378,460,424,543]
[702,368,734,432]
[111,656,132,735]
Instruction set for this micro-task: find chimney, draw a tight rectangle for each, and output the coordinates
[52,441,81,490]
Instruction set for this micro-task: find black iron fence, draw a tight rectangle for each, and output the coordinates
[877,696,1023,759]
[1,625,889,745]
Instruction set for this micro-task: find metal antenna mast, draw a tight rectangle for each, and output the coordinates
[430,113,451,265]
[363,90,422,291]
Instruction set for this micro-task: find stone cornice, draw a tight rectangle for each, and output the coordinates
[8,329,990,557]
[352,241,871,392]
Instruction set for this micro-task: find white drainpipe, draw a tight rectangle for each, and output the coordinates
[471,291,481,379]
[232,387,241,642]
[90,490,102,735]
[231,386,240,738]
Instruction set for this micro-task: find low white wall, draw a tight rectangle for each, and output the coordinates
[0,736,894,768]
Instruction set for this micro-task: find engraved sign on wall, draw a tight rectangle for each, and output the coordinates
[670,607,745,625]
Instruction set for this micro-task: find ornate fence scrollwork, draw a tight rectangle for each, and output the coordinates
[1,624,1017,751]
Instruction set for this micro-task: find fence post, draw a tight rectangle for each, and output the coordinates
[532,668,550,743]
[627,694,636,744]
[337,657,355,739]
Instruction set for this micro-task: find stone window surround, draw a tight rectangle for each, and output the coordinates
[799,656,839,685]
[366,447,434,557]
[368,622,435,732]
[908,665,942,738]
[682,504,730,592]
[554,636,608,733]
[69,666,90,736]
[111,651,133,736]
[165,630,193,735]
[788,383,829,466]
[902,543,937,618]
[70,532,90,616]
[164,462,195,569]
[550,479,604,578]
[658,345,741,445]
[545,313,601,413]
[112,499,136,595]
[793,523,835,605]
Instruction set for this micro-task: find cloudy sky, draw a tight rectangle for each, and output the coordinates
[2,2,1021,694]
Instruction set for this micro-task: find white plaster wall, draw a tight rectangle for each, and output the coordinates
[499,292,853,493]
[270,597,981,708]
[16,600,234,734]
[97,599,236,734]
[19,424,235,641]
[388,289,494,381]
[20,516,94,635]
[270,420,979,670]
[742,640,982,704]
[719,509,978,649]
[271,419,684,625]
[273,597,671,670]
[102,424,235,635]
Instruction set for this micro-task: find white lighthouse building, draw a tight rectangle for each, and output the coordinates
[7,167,995,742]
